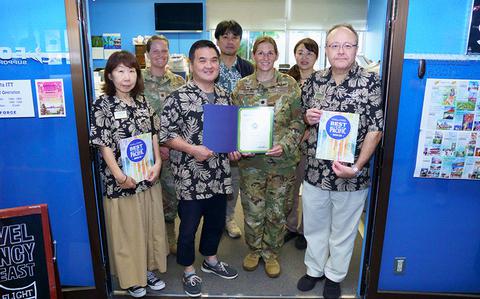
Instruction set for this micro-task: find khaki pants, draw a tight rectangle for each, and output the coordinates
[104,183,168,289]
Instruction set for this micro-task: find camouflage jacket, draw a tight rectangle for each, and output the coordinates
[142,68,185,116]
[232,69,305,170]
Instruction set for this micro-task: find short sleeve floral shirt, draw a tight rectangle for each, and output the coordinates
[159,81,233,200]
[90,94,161,198]
[301,64,383,191]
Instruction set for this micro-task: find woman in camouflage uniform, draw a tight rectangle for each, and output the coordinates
[232,36,305,278]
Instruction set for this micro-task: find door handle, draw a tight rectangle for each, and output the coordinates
[418,59,426,79]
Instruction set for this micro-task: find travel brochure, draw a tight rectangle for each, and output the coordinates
[315,111,359,163]
[414,79,480,180]
[119,133,154,182]
[35,79,66,118]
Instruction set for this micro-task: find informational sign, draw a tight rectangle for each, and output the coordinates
[414,79,480,179]
[35,79,66,118]
[316,111,359,163]
[120,133,154,182]
[0,204,58,299]
[0,80,35,118]
[103,33,121,59]
[91,35,104,60]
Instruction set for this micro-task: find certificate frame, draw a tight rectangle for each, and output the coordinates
[237,106,274,153]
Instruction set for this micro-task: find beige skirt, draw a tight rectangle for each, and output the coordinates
[103,183,168,289]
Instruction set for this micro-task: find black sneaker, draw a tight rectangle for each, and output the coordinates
[295,235,307,250]
[297,274,325,291]
[284,230,299,243]
[182,273,202,297]
[127,285,146,298]
[201,260,238,279]
[147,271,165,291]
[323,277,341,299]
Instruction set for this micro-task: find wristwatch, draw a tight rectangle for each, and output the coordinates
[351,165,361,177]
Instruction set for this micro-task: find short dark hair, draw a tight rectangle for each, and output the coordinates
[214,20,243,40]
[102,50,144,97]
[188,40,220,62]
[146,35,169,52]
[326,24,359,45]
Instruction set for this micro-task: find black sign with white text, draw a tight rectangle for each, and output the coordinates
[0,205,56,299]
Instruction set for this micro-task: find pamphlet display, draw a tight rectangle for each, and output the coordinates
[316,111,359,163]
[414,79,480,180]
[119,133,154,182]
[203,104,274,153]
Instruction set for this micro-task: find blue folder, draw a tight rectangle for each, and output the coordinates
[202,104,238,153]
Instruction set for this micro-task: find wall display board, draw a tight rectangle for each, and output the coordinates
[414,79,480,179]
[0,204,57,299]
[379,59,480,293]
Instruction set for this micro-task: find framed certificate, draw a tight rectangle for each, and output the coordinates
[237,106,274,153]
[202,104,274,153]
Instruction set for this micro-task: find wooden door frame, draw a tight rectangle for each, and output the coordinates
[64,0,108,298]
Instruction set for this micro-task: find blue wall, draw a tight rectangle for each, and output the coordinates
[364,0,388,62]
[0,0,94,286]
[378,0,480,293]
[88,0,209,69]
[404,0,473,54]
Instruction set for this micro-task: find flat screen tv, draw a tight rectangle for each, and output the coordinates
[154,3,203,32]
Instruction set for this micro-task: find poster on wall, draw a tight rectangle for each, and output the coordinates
[103,33,121,59]
[0,80,35,118]
[0,204,58,299]
[414,79,480,180]
[35,79,66,118]
[91,35,104,60]
[467,0,480,54]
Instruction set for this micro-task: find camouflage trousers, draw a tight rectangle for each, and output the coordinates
[160,160,178,223]
[239,166,296,260]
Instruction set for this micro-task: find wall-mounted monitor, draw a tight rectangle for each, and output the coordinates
[154,3,203,32]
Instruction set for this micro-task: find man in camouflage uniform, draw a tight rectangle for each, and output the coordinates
[232,36,305,278]
[143,35,185,255]
[215,20,254,239]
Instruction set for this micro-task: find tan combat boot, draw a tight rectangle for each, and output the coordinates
[242,252,260,271]
[225,219,242,238]
[165,222,177,255]
[264,257,281,278]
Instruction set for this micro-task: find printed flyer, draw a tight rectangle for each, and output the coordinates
[414,79,480,180]
[119,133,154,182]
[35,79,66,118]
[316,111,359,163]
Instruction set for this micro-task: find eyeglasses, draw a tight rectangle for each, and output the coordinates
[326,43,358,51]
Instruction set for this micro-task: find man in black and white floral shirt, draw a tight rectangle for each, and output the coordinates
[297,24,383,299]
[159,40,240,297]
